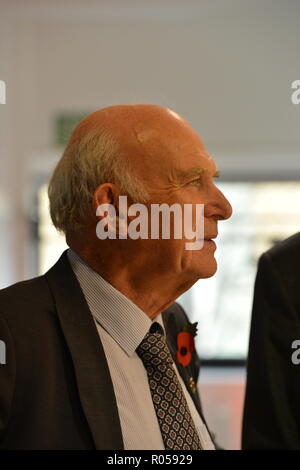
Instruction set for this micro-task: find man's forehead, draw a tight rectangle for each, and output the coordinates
[175,149,218,174]
[128,113,218,180]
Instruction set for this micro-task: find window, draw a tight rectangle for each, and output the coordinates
[178,182,300,361]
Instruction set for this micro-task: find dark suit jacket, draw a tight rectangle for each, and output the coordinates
[242,232,300,449]
[0,251,207,449]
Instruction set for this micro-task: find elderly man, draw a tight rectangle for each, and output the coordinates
[0,105,232,450]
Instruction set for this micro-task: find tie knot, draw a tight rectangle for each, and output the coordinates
[149,321,164,335]
[136,322,173,369]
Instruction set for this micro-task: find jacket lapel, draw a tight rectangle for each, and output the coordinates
[162,306,206,424]
[45,251,124,450]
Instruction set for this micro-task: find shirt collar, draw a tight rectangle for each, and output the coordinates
[67,249,165,357]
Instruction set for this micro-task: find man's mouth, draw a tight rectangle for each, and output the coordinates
[204,235,218,241]
[203,235,217,247]
[196,235,218,245]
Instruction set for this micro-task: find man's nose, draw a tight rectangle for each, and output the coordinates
[205,187,233,221]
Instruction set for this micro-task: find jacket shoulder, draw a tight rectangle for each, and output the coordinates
[0,275,55,328]
[258,232,300,295]
[264,232,300,264]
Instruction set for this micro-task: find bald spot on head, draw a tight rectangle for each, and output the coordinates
[72,104,214,196]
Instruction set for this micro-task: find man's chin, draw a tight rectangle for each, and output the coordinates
[200,269,217,279]
[196,259,218,279]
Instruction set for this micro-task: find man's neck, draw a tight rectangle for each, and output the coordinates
[68,247,187,319]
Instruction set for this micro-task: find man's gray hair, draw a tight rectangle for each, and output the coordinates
[48,125,149,234]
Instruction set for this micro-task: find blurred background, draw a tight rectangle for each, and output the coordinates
[0,0,300,449]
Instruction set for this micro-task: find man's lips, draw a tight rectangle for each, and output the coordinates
[203,239,217,250]
[203,235,217,247]
[204,235,218,241]
[196,235,218,244]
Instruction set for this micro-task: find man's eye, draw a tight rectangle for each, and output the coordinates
[189,179,203,187]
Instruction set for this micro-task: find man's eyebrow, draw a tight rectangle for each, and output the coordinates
[168,167,220,188]
[171,167,208,185]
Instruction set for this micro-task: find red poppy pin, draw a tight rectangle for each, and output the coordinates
[176,321,198,367]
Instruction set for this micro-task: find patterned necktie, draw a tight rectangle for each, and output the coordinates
[136,322,202,450]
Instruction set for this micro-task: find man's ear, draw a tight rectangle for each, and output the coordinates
[93,183,124,239]
[92,183,119,211]
[96,202,117,239]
